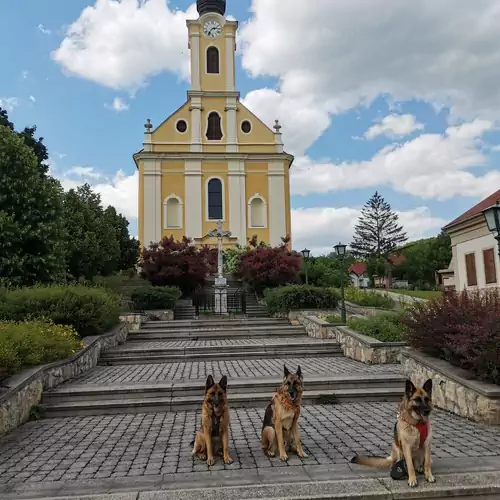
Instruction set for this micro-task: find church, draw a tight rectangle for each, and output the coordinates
[134,0,293,250]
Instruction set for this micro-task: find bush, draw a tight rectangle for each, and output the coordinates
[130,286,181,310]
[326,314,345,324]
[264,285,339,314]
[0,284,121,338]
[347,314,406,342]
[0,321,84,376]
[402,290,500,385]
[344,288,395,309]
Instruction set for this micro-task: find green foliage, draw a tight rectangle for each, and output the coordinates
[389,289,441,299]
[301,255,353,287]
[264,285,339,314]
[130,286,181,310]
[344,288,395,309]
[223,245,247,275]
[0,320,84,376]
[0,285,121,338]
[347,314,406,342]
[326,314,345,324]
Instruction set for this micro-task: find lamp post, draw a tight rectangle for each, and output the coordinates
[334,242,347,323]
[483,201,500,260]
[301,248,311,285]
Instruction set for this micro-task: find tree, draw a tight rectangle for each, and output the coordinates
[351,192,408,260]
[300,254,353,288]
[0,125,67,286]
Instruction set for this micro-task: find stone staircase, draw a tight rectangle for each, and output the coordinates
[42,317,405,417]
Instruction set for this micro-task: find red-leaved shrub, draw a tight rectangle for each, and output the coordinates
[140,237,217,295]
[235,238,301,292]
[402,289,500,385]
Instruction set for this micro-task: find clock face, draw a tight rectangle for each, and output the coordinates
[204,21,221,38]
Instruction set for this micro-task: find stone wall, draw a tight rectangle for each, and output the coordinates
[143,310,174,321]
[0,321,133,437]
[344,301,395,317]
[401,349,500,425]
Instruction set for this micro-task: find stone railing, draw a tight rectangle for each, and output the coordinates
[0,320,135,437]
[295,313,405,364]
[401,349,500,425]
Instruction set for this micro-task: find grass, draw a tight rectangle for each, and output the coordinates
[347,313,406,342]
[389,289,442,299]
[325,314,345,324]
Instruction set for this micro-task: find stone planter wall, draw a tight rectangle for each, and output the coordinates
[344,301,395,317]
[143,310,174,321]
[0,321,133,437]
[401,349,500,425]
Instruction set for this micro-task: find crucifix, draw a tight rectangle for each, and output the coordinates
[207,219,232,278]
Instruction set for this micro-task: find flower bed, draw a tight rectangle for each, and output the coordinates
[264,285,339,315]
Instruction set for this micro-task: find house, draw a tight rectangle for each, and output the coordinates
[439,189,500,291]
[372,254,407,289]
[348,263,370,288]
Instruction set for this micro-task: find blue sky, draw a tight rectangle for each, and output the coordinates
[2,0,500,254]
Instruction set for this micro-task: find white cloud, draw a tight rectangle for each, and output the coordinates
[38,24,51,35]
[491,144,500,152]
[290,119,499,200]
[364,114,424,140]
[105,97,129,112]
[52,0,196,91]
[68,166,103,179]
[292,206,447,255]
[29,95,36,103]
[0,97,19,112]
[22,71,29,80]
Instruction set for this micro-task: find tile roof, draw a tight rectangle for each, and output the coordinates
[348,262,367,276]
[444,189,500,229]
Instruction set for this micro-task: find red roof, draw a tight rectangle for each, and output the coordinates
[444,189,500,229]
[348,262,367,276]
[388,254,405,266]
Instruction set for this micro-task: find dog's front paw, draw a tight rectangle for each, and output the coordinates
[425,472,436,483]
[224,455,233,465]
[280,453,289,462]
[206,457,215,466]
[408,478,418,488]
[266,450,275,457]
[297,450,308,459]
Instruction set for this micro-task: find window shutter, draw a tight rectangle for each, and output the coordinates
[483,248,497,284]
[465,253,477,286]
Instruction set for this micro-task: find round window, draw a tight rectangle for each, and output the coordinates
[176,120,188,133]
[241,120,252,134]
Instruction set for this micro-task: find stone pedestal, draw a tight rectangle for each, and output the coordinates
[213,277,229,315]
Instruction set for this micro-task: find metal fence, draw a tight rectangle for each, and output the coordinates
[193,288,247,316]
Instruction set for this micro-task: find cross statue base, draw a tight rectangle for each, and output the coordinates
[213,277,229,315]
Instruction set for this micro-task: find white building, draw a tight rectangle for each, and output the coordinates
[348,263,370,288]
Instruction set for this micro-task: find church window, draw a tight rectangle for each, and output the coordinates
[207,46,220,74]
[164,195,182,229]
[206,112,223,141]
[207,178,223,220]
[241,120,252,134]
[249,195,267,228]
[176,120,187,133]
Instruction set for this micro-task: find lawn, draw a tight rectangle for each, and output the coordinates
[389,289,442,299]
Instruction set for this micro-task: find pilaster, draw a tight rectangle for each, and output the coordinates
[228,160,246,245]
[143,159,162,246]
[189,31,201,91]
[184,160,203,240]
[190,96,203,153]
[225,97,238,153]
[225,32,236,92]
[268,161,287,247]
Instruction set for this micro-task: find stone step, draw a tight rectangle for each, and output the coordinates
[140,318,287,329]
[135,325,304,335]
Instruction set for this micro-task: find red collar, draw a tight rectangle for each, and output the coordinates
[400,417,429,446]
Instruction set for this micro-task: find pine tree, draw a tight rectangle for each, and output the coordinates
[350,192,407,259]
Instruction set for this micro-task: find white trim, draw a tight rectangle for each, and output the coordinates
[205,176,225,222]
[205,44,220,75]
[240,119,253,135]
[248,194,268,229]
[163,194,183,230]
[143,160,162,246]
[175,119,189,134]
[204,110,225,141]
[189,32,201,91]
[190,97,202,153]
[228,160,245,244]
[268,161,287,246]
[226,96,238,153]
[225,32,235,91]
[185,160,203,239]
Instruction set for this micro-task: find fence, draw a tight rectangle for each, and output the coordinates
[194,288,247,316]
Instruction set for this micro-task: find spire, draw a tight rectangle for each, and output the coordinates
[197,0,226,17]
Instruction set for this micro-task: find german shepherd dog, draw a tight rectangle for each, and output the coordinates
[351,379,435,487]
[261,365,308,461]
[191,375,233,466]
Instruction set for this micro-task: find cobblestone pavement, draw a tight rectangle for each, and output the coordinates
[1,403,499,484]
[118,337,337,350]
[73,357,402,384]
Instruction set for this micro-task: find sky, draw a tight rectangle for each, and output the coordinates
[2,0,500,255]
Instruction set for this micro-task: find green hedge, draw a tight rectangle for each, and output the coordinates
[130,286,181,310]
[347,314,406,342]
[0,285,121,338]
[0,321,84,376]
[264,285,339,314]
[344,288,395,309]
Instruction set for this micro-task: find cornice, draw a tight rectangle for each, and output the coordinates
[188,90,240,99]
[134,150,294,163]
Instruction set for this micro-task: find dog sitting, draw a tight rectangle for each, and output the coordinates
[351,379,435,487]
[261,364,308,461]
[191,375,233,466]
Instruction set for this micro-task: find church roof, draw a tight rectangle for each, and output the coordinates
[197,0,226,16]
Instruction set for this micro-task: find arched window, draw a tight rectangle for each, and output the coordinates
[206,112,223,141]
[207,46,219,74]
[248,195,267,228]
[164,195,182,229]
[207,178,223,220]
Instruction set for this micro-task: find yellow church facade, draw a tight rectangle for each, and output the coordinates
[134,0,293,249]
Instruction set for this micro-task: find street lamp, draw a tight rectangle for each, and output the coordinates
[301,248,311,285]
[483,201,500,259]
[334,242,347,323]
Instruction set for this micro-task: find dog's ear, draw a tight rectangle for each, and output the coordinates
[296,365,302,380]
[405,379,417,398]
[205,375,215,393]
[284,364,290,378]
[423,378,433,397]
[219,375,228,392]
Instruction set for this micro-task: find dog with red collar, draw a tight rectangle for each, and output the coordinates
[351,379,435,488]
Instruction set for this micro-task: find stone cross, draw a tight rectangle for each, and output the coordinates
[207,220,231,278]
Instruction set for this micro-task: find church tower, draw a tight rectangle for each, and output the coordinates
[135,0,293,249]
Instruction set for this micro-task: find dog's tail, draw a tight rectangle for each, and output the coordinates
[350,455,393,468]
